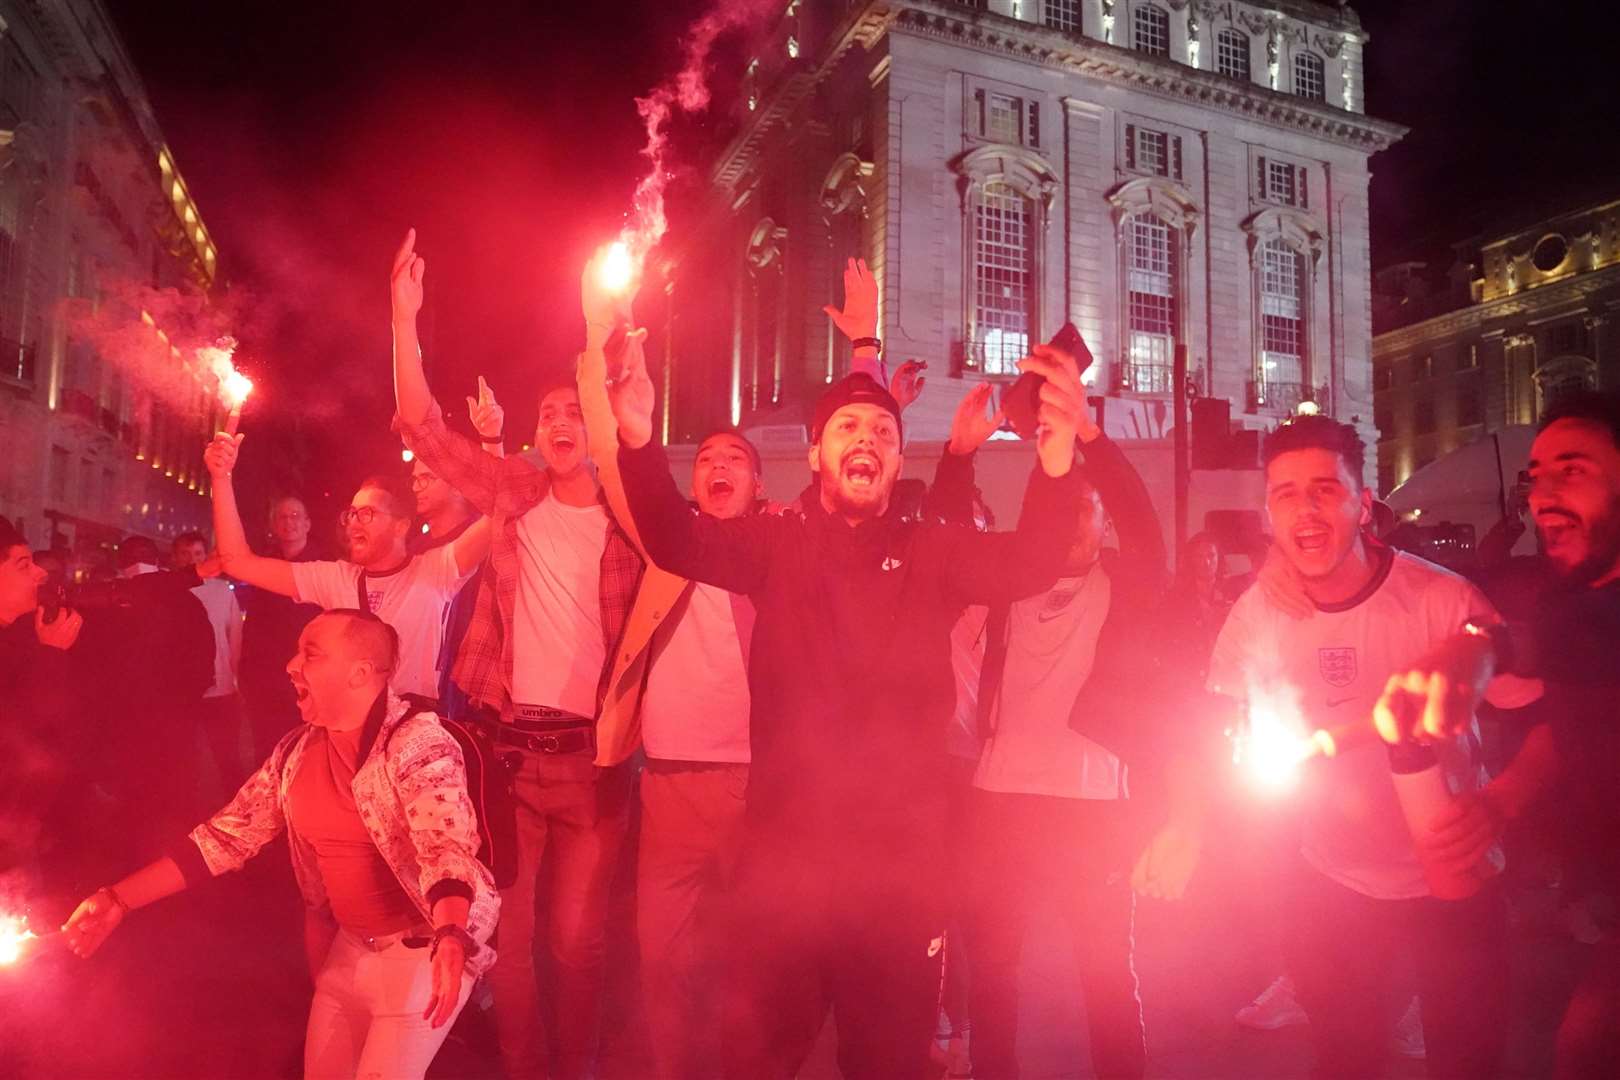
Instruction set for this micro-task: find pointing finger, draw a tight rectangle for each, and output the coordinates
[392,228,416,274]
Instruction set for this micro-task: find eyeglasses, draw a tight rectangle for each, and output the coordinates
[410,473,438,492]
[338,506,386,527]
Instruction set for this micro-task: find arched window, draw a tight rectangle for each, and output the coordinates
[1124,214,1176,393]
[1043,0,1082,33]
[1536,356,1597,417]
[1257,238,1309,408]
[970,182,1036,375]
[1294,51,1325,101]
[1216,28,1250,81]
[1134,4,1170,57]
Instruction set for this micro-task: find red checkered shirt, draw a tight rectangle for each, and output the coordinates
[397,402,643,722]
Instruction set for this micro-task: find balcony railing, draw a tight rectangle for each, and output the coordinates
[1248,379,1327,414]
[1121,361,1173,395]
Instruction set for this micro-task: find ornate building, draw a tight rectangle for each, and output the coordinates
[659,0,1402,500]
[0,0,222,561]
[1371,197,1620,495]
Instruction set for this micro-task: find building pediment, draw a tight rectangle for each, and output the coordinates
[951,143,1060,209]
[1106,176,1200,236]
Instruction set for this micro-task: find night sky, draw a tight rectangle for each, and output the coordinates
[106,0,1619,499]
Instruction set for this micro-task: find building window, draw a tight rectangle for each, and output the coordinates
[971,182,1036,376]
[1258,239,1307,403]
[1125,214,1176,393]
[1457,379,1483,427]
[1464,342,1479,369]
[1125,124,1181,180]
[1537,357,1597,416]
[1217,29,1251,81]
[1134,5,1170,57]
[1294,52,1326,101]
[1043,0,1081,33]
[972,89,1039,148]
[49,445,69,504]
[1414,397,1435,434]
[1254,157,1310,209]
[1374,365,1394,392]
[1417,354,1433,379]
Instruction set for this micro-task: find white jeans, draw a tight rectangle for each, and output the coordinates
[304,929,474,1080]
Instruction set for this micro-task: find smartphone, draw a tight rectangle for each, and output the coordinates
[1000,323,1094,438]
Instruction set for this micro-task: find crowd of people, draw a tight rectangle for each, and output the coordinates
[0,232,1615,1080]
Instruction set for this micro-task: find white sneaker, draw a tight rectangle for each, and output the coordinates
[1391,996,1426,1059]
[1235,974,1310,1030]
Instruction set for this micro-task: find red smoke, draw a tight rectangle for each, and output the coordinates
[623,0,778,263]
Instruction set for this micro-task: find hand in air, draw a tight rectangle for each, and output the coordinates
[822,257,878,342]
[603,325,654,450]
[391,228,426,321]
[889,359,927,412]
[1372,633,1495,745]
[204,432,244,480]
[947,382,1005,456]
[1016,344,1085,478]
[466,376,505,440]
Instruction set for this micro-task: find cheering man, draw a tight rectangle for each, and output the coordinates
[62,609,498,1080]
[1208,415,1543,1079]
[598,252,1089,1077]
[205,434,487,699]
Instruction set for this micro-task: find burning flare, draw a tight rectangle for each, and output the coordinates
[0,913,38,966]
[598,241,635,295]
[197,338,253,434]
[1230,682,1313,794]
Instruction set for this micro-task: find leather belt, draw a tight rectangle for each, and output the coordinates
[486,722,595,756]
[357,927,432,952]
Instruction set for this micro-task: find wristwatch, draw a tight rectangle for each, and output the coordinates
[430,924,480,960]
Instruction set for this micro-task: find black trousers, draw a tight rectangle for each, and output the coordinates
[964,790,1146,1080]
[1290,864,1510,1080]
[720,841,945,1080]
[1555,940,1620,1080]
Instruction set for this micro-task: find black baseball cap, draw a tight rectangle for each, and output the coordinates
[810,373,904,444]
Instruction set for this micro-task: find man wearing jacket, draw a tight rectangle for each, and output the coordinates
[62,609,497,1080]
[966,401,1168,1080]
[599,282,1089,1078]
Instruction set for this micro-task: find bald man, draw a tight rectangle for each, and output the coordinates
[64,609,500,1080]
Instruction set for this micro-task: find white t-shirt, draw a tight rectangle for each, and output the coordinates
[291,544,469,698]
[974,570,1125,800]
[642,583,753,763]
[1208,550,1540,900]
[511,492,609,718]
[191,577,243,699]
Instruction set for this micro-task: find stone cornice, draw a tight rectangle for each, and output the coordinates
[710,1,1400,196]
[1372,262,1620,357]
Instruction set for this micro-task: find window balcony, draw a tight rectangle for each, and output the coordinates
[1248,379,1327,414]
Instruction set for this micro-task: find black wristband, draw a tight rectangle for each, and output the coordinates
[100,886,130,914]
[478,434,504,445]
[851,336,882,355]
[430,924,479,959]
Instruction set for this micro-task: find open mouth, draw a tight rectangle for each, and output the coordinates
[1293,524,1331,555]
[293,683,310,704]
[548,432,577,455]
[844,453,879,488]
[708,476,735,498]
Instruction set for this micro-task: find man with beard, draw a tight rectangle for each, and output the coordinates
[600,265,1088,1077]
[391,229,643,1080]
[205,435,488,700]
[1207,415,1544,1079]
[1375,390,1620,1078]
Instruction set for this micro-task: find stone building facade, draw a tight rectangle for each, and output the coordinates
[1372,197,1620,495]
[660,0,1402,500]
[0,0,222,560]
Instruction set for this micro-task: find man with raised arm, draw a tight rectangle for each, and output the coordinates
[205,433,485,701]
[597,246,1088,1077]
[390,230,642,1080]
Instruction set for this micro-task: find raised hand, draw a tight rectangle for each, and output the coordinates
[1372,632,1495,745]
[889,359,927,412]
[582,245,636,341]
[1016,343,1084,478]
[391,228,426,321]
[604,326,655,449]
[466,376,505,441]
[822,257,878,342]
[947,382,1005,456]
[34,606,83,651]
[204,432,244,480]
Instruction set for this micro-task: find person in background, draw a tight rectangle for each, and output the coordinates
[172,531,248,797]
[240,494,327,760]
[62,609,499,1080]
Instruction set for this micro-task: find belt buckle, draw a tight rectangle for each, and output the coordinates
[534,733,561,754]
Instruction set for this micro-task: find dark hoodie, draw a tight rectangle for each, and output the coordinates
[617,441,1083,887]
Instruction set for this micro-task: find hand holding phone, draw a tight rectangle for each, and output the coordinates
[1001,323,1093,439]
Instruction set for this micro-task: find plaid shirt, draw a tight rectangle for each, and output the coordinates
[398,402,643,722]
